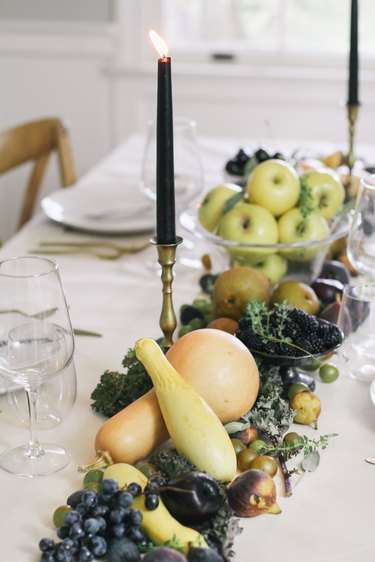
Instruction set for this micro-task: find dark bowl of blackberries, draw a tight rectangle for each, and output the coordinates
[236,307,344,369]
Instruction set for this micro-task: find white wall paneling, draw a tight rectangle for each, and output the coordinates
[0,14,374,241]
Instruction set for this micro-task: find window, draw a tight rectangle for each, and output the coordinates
[163,0,375,62]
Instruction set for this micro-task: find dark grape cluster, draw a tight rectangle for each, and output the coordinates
[225,147,285,176]
[236,307,342,357]
[38,478,152,562]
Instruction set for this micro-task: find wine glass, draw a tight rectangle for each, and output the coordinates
[140,117,205,269]
[5,360,77,430]
[347,173,375,278]
[336,282,375,382]
[0,256,74,477]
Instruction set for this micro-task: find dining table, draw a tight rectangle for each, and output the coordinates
[0,131,375,562]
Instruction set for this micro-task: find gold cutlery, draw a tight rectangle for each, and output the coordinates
[30,240,149,260]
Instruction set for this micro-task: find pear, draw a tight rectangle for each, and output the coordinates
[289,390,321,429]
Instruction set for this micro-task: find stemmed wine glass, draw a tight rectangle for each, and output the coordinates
[347,173,375,278]
[140,117,205,269]
[0,256,74,477]
[6,360,77,430]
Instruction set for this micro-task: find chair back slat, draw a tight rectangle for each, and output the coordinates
[0,117,77,228]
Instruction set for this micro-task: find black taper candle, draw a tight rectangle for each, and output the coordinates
[348,0,359,105]
[156,56,176,244]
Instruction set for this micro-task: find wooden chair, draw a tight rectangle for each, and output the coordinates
[0,117,77,229]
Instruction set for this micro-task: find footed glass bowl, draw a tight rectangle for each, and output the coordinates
[180,204,349,284]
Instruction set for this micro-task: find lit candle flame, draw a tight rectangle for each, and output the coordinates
[149,29,168,58]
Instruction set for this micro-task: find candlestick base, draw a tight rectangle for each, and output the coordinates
[150,236,183,348]
[346,103,360,199]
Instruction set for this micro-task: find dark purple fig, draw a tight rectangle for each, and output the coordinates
[311,278,344,304]
[187,546,224,561]
[320,260,351,285]
[320,301,352,336]
[160,472,222,525]
[143,547,186,561]
[319,301,342,325]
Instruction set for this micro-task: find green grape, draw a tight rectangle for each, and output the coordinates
[319,363,339,383]
[178,325,194,338]
[248,439,268,453]
[53,505,72,527]
[83,468,103,488]
[287,382,310,400]
[189,317,205,330]
[230,438,246,455]
[250,455,278,478]
[283,431,304,449]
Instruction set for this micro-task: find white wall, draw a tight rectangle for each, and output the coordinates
[0,5,374,242]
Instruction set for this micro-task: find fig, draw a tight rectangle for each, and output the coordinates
[143,547,186,562]
[311,278,344,304]
[319,300,343,325]
[187,546,224,561]
[231,425,259,445]
[160,472,222,525]
[320,260,351,285]
[227,468,281,517]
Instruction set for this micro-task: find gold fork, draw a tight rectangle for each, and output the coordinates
[30,240,149,260]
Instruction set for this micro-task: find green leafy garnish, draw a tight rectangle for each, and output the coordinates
[297,177,315,220]
[90,347,160,417]
[222,190,245,215]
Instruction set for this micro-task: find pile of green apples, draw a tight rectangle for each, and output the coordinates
[198,159,345,285]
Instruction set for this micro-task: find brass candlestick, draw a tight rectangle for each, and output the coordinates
[346,103,360,199]
[151,236,182,348]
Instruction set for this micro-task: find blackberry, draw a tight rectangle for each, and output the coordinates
[288,308,319,331]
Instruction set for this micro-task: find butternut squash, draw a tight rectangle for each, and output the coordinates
[92,329,259,467]
[103,463,207,553]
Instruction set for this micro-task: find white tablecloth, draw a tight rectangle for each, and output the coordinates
[0,134,375,562]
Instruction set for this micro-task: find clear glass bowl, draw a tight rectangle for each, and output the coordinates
[180,204,349,283]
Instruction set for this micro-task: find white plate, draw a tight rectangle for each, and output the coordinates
[41,181,155,235]
[370,378,375,407]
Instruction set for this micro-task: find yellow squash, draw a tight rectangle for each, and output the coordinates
[134,338,237,482]
[103,463,207,553]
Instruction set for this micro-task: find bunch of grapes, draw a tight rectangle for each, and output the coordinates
[38,477,155,562]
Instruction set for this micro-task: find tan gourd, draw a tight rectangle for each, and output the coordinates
[92,329,259,467]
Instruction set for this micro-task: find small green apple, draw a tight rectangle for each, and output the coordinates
[217,202,279,263]
[198,183,242,232]
[248,253,288,285]
[246,159,300,217]
[278,207,330,262]
[300,169,345,220]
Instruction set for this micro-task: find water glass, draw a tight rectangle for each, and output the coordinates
[337,282,375,382]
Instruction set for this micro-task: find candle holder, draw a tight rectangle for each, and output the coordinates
[151,236,183,348]
[346,103,360,199]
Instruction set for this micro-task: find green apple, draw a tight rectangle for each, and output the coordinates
[198,183,242,232]
[300,169,345,220]
[278,207,330,262]
[246,159,300,217]
[217,202,279,263]
[248,253,288,285]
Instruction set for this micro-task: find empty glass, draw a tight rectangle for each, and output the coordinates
[337,282,375,382]
[347,174,375,278]
[0,256,74,476]
[140,116,204,211]
[6,360,77,430]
